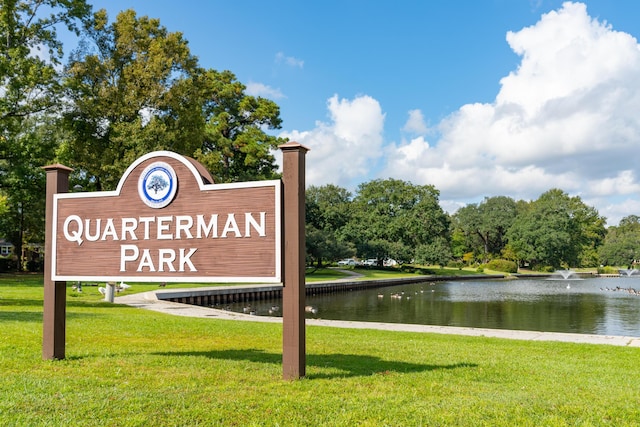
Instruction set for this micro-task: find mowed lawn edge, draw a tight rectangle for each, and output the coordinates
[1,274,639,426]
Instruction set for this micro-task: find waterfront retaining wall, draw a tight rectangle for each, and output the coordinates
[157,274,505,307]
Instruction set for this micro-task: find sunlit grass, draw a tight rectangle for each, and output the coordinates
[2,274,640,425]
[304,267,354,282]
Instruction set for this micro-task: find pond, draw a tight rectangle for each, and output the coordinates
[226,276,640,337]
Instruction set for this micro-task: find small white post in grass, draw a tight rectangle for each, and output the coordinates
[105,282,115,303]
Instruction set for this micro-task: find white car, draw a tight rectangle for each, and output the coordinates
[337,258,356,266]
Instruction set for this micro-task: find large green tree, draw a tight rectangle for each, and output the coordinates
[0,117,62,269]
[344,179,450,264]
[598,215,640,267]
[194,69,287,183]
[305,184,354,267]
[61,8,202,190]
[451,196,517,263]
[0,0,90,123]
[0,0,90,267]
[62,9,285,189]
[506,189,606,269]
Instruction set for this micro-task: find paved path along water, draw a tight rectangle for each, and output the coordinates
[115,287,640,347]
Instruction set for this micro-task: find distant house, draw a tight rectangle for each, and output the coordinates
[0,239,14,257]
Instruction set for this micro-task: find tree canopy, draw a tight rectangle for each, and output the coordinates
[195,69,286,183]
[0,0,91,267]
[451,196,517,263]
[343,179,450,264]
[598,215,640,267]
[61,8,203,190]
[305,184,354,268]
[506,189,606,269]
[61,8,286,190]
[0,0,91,123]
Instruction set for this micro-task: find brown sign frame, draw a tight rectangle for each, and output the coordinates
[51,151,281,283]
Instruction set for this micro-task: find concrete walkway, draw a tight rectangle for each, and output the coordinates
[115,289,640,347]
[330,268,365,280]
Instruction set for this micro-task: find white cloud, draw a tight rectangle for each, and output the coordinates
[275,51,304,69]
[588,170,640,197]
[279,94,385,189]
[245,81,285,99]
[402,109,429,134]
[595,197,640,227]
[380,1,640,225]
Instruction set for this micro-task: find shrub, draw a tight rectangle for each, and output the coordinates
[400,265,416,273]
[486,259,518,273]
[535,265,556,273]
[25,259,44,272]
[447,261,464,269]
[0,258,17,272]
[597,266,620,275]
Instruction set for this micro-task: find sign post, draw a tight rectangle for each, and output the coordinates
[43,163,72,360]
[280,142,308,380]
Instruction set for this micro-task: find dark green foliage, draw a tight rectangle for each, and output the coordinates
[447,260,465,269]
[195,69,286,183]
[0,1,91,267]
[305,185,354,267]
[62,10,285,190]
[506,189,606,269]
[485,259,518,273]
[451,196,517,263]
[597,265,620,274]
[0,257,17,271]
[343,179,450,264]
[25,258,43,272]
[0,0,91,121]
[414,237,453,267]
[61,8,204,190]
[598,215,640,266]
[306,225,354,268]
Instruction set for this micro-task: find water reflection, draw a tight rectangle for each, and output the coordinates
[223,277,640,337]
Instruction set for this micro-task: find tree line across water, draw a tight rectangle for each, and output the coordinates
[0,1,637,272]
[306,182,640,272]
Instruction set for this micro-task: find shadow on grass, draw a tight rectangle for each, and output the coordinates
[0,310,43,322]
[154,348,477,379]
[0,309,111,323]
[0,298,43,307]
[1,296,127,309]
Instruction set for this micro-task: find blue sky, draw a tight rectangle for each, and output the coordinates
[78,1,640,225]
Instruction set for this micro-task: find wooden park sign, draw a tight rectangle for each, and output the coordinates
[43,143,308,380]
[52,152,281,283]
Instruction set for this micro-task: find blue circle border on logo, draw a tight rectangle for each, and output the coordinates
[138,162,178,208]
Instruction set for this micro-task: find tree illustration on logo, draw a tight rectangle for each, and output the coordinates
[147,174,169,194]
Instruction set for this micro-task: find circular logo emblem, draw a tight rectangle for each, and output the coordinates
[138,161,178,208]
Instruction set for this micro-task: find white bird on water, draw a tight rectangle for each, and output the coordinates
[305,305,318,314]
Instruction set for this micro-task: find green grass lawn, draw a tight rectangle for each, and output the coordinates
[305,267,356,282]
[2,273,640,426]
